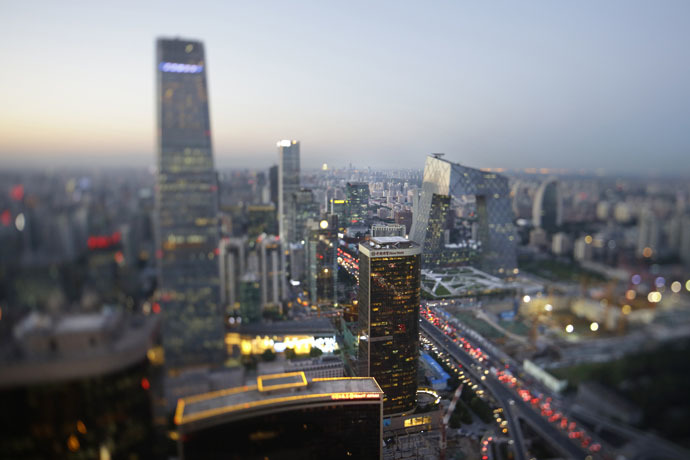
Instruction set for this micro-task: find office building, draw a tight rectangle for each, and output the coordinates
[278,140,301,243]
[532,177,563,232]
[155,37,224,368]
[257,234,284,311]
[305,218,337,307]
[0,310,158,459]
[269,165,279,207]
[219,236,247,313]
[371,223,406,238]
[346,182,370,225]
[358,236,421,415]
[175,373,383,460]
[411,155,517,276]
[287,188,318,246]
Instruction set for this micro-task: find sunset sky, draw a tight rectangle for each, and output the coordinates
[1,1,689,173]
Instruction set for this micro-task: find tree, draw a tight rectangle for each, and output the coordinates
[309,347,323,358]
[262,348,276,362]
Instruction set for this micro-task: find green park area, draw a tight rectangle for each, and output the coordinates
[551,338,690,448]
[518,256,606,283]
[454,311,505,340]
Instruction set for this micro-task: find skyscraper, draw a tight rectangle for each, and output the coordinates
[358,236,421,415]
[346,182,370,225]
[278,140,300,243]
[411,155,517,277]
[532,177,563,232]
[155,38,224,369]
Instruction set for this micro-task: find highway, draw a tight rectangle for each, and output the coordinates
[421,317,593,460]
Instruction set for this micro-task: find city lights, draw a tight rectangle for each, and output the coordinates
[647,292,662,303]
[622,304,632,315]
[590,322,599,332]
[671,281,681,293]
[565,324,574,333]
[523,295,531,303]
[544,304,553,312]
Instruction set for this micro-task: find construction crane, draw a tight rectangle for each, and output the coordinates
[440,384,463,460]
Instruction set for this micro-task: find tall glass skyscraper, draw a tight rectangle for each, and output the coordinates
[411,155,517,277]
[346,181,370,225]
[278,140,300,243]
[358,236,421,415]
[155,38,224,369]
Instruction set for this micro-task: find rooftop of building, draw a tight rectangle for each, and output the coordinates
[238,318,335,336]
[175,374,382,431]
[0,309,159,387]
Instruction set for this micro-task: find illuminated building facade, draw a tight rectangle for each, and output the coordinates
[278,140,301,243]
[329,198,348,232]
[226,318,339,358]
[155,38,224,368]
[176,374,383,460]
[0,310,158,459]
[411,155,517,276]
[346,182,370,225]
[358,236,421,415]
[532,177,563,232]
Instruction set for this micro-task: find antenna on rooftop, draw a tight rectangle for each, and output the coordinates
[431,153,445,159]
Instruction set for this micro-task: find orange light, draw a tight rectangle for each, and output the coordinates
[152,303,161,314]
[642,247,653,258]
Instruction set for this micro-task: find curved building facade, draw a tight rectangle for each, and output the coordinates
[532,177,563,232]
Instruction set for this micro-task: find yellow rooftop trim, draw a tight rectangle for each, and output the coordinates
[257,371,307,392]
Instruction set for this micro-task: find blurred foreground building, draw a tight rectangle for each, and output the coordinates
[155,37,225,369]
[175,373,383,460]
[0,310,159,459]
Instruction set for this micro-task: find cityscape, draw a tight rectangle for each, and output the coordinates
[1,3,690,460]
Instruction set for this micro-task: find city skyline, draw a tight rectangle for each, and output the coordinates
[2,1,690,173]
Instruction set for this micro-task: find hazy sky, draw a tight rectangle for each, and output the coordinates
[1,1,689,173]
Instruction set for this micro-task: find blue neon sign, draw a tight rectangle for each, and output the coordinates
[159,62,204,73]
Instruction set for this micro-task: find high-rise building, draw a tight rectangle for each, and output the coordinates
[287,188,319,245]
[175,373,383,460]
[411,155,517,276]
[532,177,563,232]
[305,217,337,307]
[346,182,370,225]
[258,234,284,310]
[155,38,224,369]
[278,140,300,243]
[269,164,279,207]
[358,236,421,415]
[218,237,247,313]
[371,223,406,238]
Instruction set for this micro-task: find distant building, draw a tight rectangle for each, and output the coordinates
[329,198,349,232]
[278,140,301,243]
[268,164,279,207]
[551,232,572,256]
[358,236,421,415]
[573,236,593,262]
[394,208,413,234]
[258,356,345,380]
[155,37,224,369]
[0,310,158,459]
[257,234,285,311]
[636,208,661,258]
[411,155,517,276]
[305,218,337,307]
[371,223,406,238]
[246,204,277,239]
[532,177,563,232]
[175,373,383,460]
[219,236,247,312]
[346,182,370,225]
[287,188,319,245]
